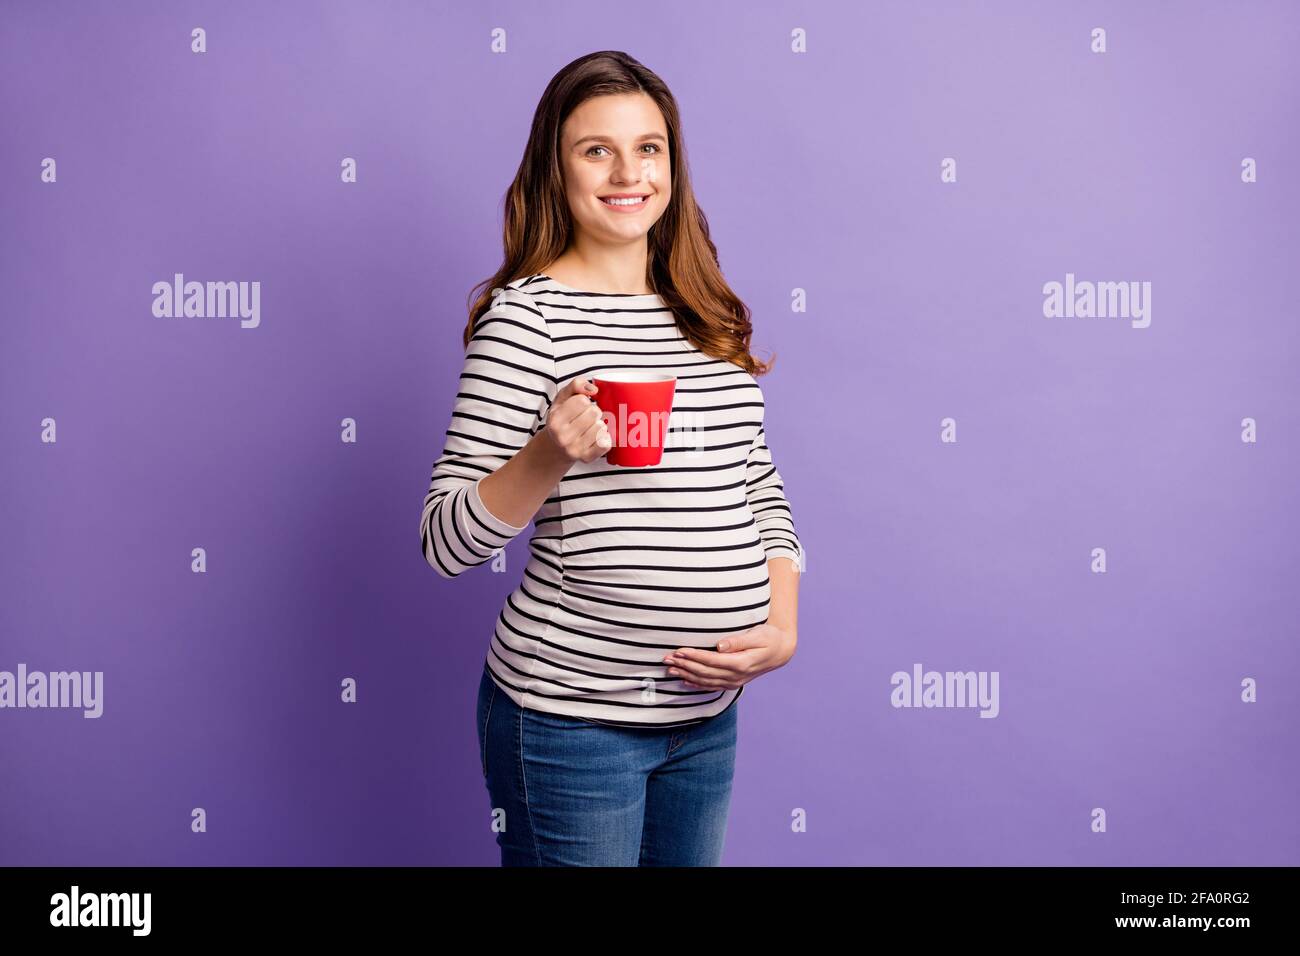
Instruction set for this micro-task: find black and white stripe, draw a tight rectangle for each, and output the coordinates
[420,274,801,727]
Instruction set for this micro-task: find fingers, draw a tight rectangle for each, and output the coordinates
[556,396,601,442]
[551,380,597,430]
[667,658,737,682]
[557,376,595,405]
[666,647,758,682]
[670,667,741,690]
[546,378,611,463]
[561,394,602,431]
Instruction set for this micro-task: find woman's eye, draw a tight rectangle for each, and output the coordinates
[586,144,662,157]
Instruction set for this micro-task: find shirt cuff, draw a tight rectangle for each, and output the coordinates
[466,476,529,550]
[764,545,803,570]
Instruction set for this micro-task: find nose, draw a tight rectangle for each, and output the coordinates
[612,151,644,185]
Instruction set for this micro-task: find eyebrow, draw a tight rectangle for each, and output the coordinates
[571,133,667,148]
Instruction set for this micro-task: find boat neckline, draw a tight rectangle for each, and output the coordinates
[531,274,663,298]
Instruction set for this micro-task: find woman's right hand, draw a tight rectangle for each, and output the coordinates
[541,377,612,464]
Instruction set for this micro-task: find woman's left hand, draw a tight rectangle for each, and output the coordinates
[663,623,797,690]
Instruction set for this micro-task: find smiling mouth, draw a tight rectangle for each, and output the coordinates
[600,195,650,207]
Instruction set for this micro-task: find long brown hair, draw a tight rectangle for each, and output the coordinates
[463,50,773,376]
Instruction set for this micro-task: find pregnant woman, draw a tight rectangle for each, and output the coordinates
[419,51,803,866]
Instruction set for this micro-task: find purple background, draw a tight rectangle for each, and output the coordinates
[2,0,1297,866]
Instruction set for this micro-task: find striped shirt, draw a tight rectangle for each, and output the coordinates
[420,273,801,728]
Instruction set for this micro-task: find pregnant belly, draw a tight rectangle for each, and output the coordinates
[548,532,773,652]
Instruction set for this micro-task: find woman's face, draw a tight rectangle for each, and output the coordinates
[558,93,671,246]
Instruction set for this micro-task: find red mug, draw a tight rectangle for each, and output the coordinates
[592,372,677,467]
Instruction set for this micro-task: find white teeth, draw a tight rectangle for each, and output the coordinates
[602,196,646,206]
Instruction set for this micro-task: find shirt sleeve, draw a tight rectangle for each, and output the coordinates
[745,423,802,568]
[420,286,557,579]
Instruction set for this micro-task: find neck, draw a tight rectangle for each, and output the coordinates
[547,236,652,294]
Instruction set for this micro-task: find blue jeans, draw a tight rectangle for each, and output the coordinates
[475,666,739,866]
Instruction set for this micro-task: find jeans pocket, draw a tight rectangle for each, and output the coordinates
[476,668,497,779]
